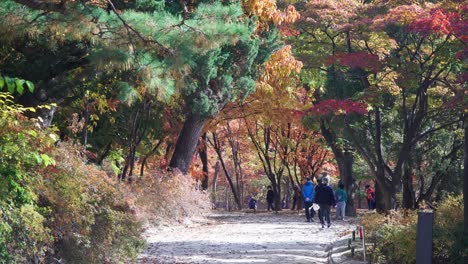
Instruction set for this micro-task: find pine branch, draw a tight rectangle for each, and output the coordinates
[106,0,173,55]
[14,0,66,13]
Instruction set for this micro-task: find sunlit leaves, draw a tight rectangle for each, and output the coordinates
[0,76,34,96]
[258,45,303,93]
[243,0,300,30]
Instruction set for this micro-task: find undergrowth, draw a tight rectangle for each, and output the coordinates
[0,92,211,263]
[360,195,467,264]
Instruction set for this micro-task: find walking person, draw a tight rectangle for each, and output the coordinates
[335,182,347,221]
[315,176,335,228]
[315,177,323,220]
[266,186,275,211]
[302,178,315,222]
[366,184,375,210]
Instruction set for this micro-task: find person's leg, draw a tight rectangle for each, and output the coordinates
[367,199,371,210]
[335,202,340,220]
[304,202,312,221]
[341,202,346,220]
[319,204,325,227]
[324,205,331,226]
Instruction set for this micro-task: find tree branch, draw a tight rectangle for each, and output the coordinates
[15,0,66,13]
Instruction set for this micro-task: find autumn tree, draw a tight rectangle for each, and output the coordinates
[294,0,466,211]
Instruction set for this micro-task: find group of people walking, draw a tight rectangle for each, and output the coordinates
[302,174,347,228]
[249,173,365,229]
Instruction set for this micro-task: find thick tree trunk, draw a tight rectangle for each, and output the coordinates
[402,161,416,209]
[199,133,209,190]
[375,177,392,212]
[274,176,282,212]
[169,112,206,173]
[344,147,357,216]
[320,119,356,216]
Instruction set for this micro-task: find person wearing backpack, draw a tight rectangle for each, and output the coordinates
[302,178,315,222]
[335,182,347,221]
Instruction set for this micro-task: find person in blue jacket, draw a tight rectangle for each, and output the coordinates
[302,178,315,222]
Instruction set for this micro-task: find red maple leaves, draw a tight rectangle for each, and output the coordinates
[309,99,368,116]
[326,52,381,74]
[409,8,464,38]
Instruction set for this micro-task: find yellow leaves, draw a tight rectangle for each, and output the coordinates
[258,45,303,90]
[243,0,300,30]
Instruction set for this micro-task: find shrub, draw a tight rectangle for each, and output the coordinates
[0,93,145,263]
[360,195,467,264]
[0,92,55,263]
[432,195,467,263]
[42,142,145,263]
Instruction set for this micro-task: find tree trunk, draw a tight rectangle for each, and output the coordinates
[169,112,206,173]
[140,140,162,177]
[402,161,416,209]
[357,181,362,209]
[285,176,291,209]
[344,147,357,216]
[320,119,356,216]
[199,133,209,190]
[210,132,242,210]
[270,178,281,212]
[375,178,392,212]
[212,160,220,207]
[464,113,467,232]
[97,141,112,165]
[82,97,89,146]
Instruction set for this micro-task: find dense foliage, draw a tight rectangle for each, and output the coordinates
[0,92,145,262]
[361,195,467,263]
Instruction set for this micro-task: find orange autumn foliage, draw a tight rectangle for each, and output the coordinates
[243,0,300,30]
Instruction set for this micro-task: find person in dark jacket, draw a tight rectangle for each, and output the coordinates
[302,178,315,222]
[266,186,275,211]
[314,176,335,228]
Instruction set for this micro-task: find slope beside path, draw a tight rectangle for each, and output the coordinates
[134,210,361,264]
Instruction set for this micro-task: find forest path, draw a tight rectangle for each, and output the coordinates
[134,210,358,264]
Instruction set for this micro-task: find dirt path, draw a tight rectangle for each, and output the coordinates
[135,210,357,264]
